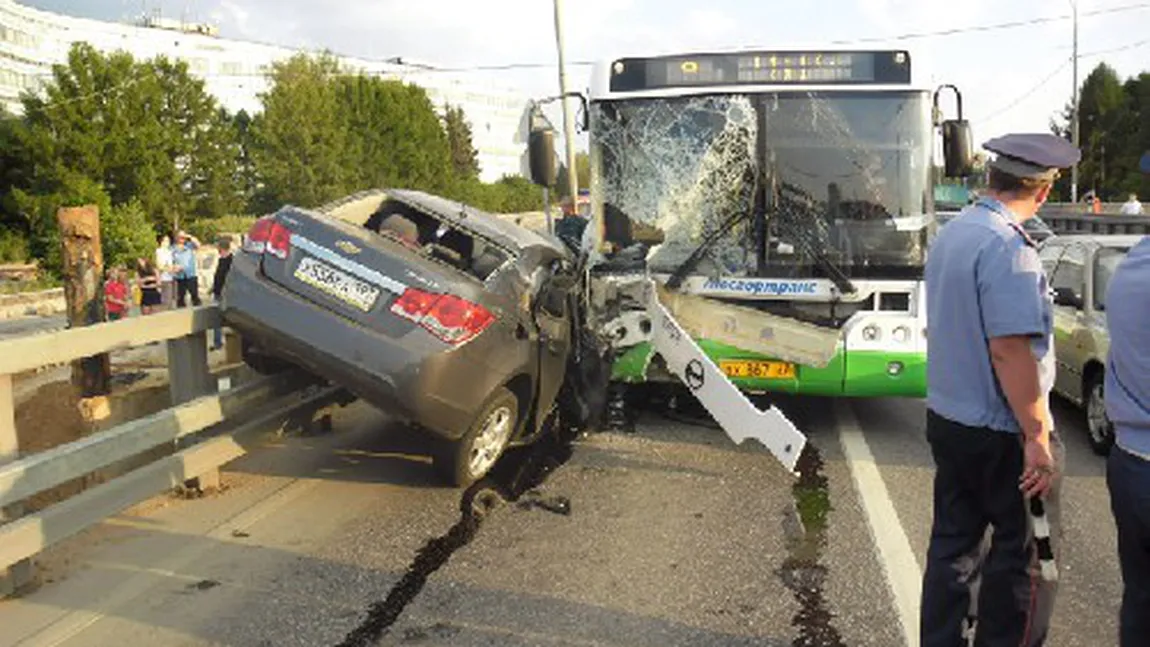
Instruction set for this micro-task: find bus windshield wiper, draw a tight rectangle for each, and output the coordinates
[665,208,754,289]
[776,183,857,295]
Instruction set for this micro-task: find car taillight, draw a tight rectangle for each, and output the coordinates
[390,288,494,345]
[243,217,291,259]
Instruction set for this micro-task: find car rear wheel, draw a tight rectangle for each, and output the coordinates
[1085,372,1114,456]
[434,387,519,488]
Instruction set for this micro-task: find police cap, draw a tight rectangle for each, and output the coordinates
[983,133,1082,182]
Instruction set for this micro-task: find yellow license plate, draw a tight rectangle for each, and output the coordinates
[719,360,796,379]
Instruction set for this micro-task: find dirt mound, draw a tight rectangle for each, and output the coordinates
[14,381,93,512]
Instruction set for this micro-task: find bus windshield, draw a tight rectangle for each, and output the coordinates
[590,91,933,279]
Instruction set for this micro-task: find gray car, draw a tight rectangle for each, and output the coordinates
[1039,234,1140,455]
[222,189,578,486]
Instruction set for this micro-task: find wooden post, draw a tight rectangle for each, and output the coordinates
[0,373,33,596]
[57,206,110,398]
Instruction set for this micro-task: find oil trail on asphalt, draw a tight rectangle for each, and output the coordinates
[333,410,581,647]
[779,444,848,647]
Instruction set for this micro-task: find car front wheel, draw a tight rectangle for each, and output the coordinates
[1085,372,1115,456]
[434,387,519,488]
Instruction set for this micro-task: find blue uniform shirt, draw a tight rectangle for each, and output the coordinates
[172,242,198,279]
[1104,236,1150,457]
[925,197,1056,434]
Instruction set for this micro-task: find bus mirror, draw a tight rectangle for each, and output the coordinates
[942,119,974,178]
[528,129,558,188]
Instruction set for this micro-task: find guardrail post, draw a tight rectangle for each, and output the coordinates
[0,372,33,596]
[167,314,218,492]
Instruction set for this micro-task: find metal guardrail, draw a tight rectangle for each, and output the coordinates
[0,305,347,596]
[1039,206,1150,236]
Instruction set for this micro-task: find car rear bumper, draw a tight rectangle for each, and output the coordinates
[221,256,507,440]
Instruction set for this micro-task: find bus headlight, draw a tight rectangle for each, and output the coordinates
[862,324,881,341]
[893,326,910,343]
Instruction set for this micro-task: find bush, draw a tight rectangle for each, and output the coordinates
[445,175,550,214]
[185,215,260,244]
[0,229,28,263]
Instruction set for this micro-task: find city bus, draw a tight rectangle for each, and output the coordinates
[532,48,972,399]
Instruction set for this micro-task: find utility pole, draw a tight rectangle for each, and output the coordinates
[1070,0,1080,203]
[552,0,580,203]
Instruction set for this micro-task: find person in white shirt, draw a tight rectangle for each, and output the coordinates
[1120,194,1143,215]
[154,234,175,309]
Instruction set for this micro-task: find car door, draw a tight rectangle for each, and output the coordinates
[1048,243,1088,401]
[531,264,575,426]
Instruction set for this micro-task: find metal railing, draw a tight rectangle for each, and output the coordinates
[0,306,348,597]
[1040,204,1150,236]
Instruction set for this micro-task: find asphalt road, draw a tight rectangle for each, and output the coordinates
[0,315,66,340]
[0,392,1123,646]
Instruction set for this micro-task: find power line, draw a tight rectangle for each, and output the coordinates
[1081,37,1150,58]
[975,59,1072,124]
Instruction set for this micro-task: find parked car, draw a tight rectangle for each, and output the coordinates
[1039,234,1140,455]
[222,189,580,486]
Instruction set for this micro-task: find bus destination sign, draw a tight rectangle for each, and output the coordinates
[609,50,911,92]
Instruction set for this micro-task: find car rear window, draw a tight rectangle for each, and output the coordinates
[364,202,512,281]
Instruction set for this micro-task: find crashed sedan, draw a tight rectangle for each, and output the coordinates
[221,189,579,487]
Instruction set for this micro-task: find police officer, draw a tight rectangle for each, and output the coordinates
[921,133,1080,647]
[1104,149,1150,647]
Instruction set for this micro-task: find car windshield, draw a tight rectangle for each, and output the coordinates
[1094,246,1129,310]
[589,91,933,279]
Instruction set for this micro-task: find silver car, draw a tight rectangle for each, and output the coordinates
[1039,234,1141,455]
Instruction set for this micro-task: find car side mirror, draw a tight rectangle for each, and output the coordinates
[1052,286,1083,309]
[528,128,558,188]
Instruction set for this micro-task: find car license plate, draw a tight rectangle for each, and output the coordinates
[719,360,796,379]
[293,256,380,312]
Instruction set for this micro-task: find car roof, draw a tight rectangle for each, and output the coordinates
[1043,233,1143,248]
[385,189,568,256]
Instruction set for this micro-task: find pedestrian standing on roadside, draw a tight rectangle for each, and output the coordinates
[171,230,202,308]
[104,267,130,322]
[921,133,1080,647]
[1103,150,1150,647]
[155,234,175,309]
[136,257,162,315]
[210,239,232,350]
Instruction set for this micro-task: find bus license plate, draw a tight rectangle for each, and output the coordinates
[294,256,380,312]
[719,360,796,379]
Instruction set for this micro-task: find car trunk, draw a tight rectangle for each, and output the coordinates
[246,209,508,341]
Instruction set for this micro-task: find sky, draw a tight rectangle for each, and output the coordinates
[20,0,1150,149]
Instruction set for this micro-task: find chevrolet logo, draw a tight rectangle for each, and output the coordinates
[335,240,361,255]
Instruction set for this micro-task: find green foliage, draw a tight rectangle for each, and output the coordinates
[102,199,157,270]
[443,103,481,180]
[11,174,112,276]
[185,214,259,243]
[445,175,546,214]
[249,53,351,211]
[556,152,591,198]
[1052,63,1150,201]
[0,228,28,263]
[17,43,240,232]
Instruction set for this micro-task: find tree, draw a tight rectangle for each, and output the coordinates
[17,43,240,232]
[443,103,480,180]
[332,75,453,192]
[1051,62,1148,201]
[249,52,351,211]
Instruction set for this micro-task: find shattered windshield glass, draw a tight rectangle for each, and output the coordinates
[590,91,933,279]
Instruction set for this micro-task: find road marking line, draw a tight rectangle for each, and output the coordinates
[835,399,922,647]
[16,477,320,647]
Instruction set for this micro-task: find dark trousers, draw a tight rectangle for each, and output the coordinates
[921,409,1063,647]
[1107,445,1150,647]
[176,277,201,308]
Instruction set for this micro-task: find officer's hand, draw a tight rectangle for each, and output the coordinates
[1020,434,1056,498]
